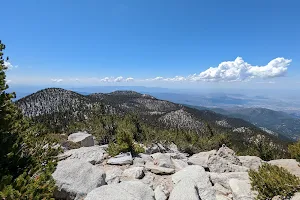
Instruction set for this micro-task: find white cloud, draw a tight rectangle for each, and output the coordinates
[51,78,63,83]
[163,76,186,82]
[41,57,292,86]
[6,80,12,84]
[153,76,164,81]
[4,61,18,70]
[125,77,134,82]
[114,76,124,82]
[192,57,291,82]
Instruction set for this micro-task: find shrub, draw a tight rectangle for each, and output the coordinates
[288,140,300,162]
[249,163,300,199]
[107,130,144,156]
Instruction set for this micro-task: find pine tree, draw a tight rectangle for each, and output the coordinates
[0,40,29,191]
[0,41,56,199]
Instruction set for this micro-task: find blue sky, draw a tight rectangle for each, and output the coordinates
[2,0,300,90]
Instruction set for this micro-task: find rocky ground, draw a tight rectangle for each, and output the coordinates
[52,132,300,200]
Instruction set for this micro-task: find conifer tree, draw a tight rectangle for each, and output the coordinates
[0,40,29,190]
[0,41,56,199]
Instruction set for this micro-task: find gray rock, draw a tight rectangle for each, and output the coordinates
[207,146,248,173]
[107,152,133,165]
[99,144,109,150]
[209,172,249,189]
[138,153,153,162]
[145,143,167,154]
[169,179,200,200]
[188,150,217,168]
[151,153,175,168]
[291,192,300,200]
[172,165,215,200]
[133,157,145,166]
[229,178,257,200]
[168,142,179,153]
[167,152,189,160]
[123,167,145,179]
[141,172,155,187]
[272,196,283,200]
[157,143,167,152]
[85,181,155,200]
[238,156,263,170]
[155,185,169,200]
[268,159,300,178]
[57,145,106,164]
[145,143,160,154]
[145,162,175,175]
[172,158,188,171]
[52,159,105,200]
[105,167,123,184]
[67,131,94,147]
[214,183,233,200]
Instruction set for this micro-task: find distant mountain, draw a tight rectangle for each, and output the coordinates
[187,105,300,141]
[16,88,288,154]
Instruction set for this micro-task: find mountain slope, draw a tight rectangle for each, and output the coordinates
[187,105,300,141]
[15,88,289,155]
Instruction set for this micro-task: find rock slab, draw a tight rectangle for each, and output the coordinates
[68,131,94,147]
[107,152,133,165]
[58,145,106,164]
[85,181,155,200]
[172,165,215,200]
[52,159,105,200]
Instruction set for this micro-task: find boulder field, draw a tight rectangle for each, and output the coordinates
[52,137,300,200]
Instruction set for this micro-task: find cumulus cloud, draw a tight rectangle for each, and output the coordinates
[47,57,291,85]
[4,61,18,70]
[51,78,63,83]
[193,57,291,82]
[114,76,124,82]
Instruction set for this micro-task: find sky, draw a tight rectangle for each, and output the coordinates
[2,0,300,91]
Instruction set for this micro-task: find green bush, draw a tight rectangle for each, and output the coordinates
[107,130,144,156]
[249,163,300,199]
[288,140,300,162]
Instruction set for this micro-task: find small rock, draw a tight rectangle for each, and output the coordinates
[133,157,145,166]
[169,179,200,200]
[188,150,217,168]
[107,152,133,165]
[145,143,160,154]
[85,181,155,200]
[105,167,123,184]
[68,131,94,147]
[238,156,264,171]
[155,185,169,200]
[145,162,175,175]
[207,146,248,173]
[214,183,233,200]
[151,153,175,168]
[229,178,257,200]
[172,165,215,200]
[209,172,249,189]
[123,167,145,179]
[168,142,179,153]
[138,153,154,162]
[291,192,300,200]
[172,158,188,171]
